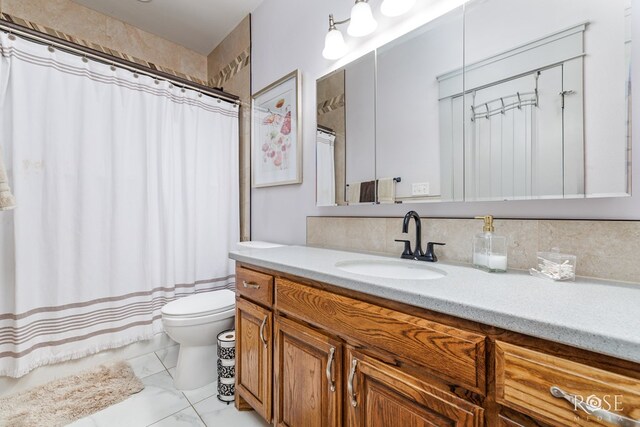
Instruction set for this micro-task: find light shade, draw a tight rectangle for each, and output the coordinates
[380,0,416,17]
[347,1,377,37]
[322,28,348,60]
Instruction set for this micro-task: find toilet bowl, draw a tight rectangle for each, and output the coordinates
[161,289,235,390]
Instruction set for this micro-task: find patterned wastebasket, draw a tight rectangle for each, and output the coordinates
[216,329,236,403]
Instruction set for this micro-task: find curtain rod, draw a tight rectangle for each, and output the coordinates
[0,19,240,104]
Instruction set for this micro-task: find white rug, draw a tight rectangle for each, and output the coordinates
[0,361,144,427]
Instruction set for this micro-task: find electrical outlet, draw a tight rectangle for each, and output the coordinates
[412,182,430,196]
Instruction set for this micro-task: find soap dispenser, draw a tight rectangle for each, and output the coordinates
[472,215,507,273]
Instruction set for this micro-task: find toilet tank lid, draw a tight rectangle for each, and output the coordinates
[161,289,235,317]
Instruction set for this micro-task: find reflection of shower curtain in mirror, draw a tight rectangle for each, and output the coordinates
[465,67,564,201]
[316,130,336,206]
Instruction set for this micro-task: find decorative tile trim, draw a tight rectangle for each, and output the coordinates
[208,47,251,88]
[318,93,345,115]
[0,13,211,88]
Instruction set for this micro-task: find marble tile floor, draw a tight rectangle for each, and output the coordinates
[58,345,270,427]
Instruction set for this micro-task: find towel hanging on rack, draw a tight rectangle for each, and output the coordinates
[377,177,396,204]
[346,182,361,204]
[0,146,16,211]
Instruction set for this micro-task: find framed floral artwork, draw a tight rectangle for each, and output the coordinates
[251,70,302,187]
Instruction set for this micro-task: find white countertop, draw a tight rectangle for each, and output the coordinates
[229,245,640,364]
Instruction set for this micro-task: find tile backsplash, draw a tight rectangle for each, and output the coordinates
[307,217,640,284]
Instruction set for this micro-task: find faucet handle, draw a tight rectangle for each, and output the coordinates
[394,239,413,257]
[424,242,446,262]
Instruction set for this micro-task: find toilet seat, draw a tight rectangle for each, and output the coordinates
[162,289,235,319]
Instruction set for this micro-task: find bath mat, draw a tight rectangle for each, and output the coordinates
[0,361,144,427]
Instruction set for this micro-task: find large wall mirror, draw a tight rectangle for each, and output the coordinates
[316,0,632,206]
[317,52,376,206]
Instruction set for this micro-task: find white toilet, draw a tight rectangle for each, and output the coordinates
[161,289,235,390]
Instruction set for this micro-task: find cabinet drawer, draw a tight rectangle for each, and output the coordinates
[236,265,274,307]
[495,341,640,426]
[276,278,486,392]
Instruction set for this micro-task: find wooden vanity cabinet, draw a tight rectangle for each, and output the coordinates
[234,262,640,427]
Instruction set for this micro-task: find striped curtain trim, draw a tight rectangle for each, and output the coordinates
[0,316,163,359]
[0,13,211,88]
[0,279,235,358]
[0,275,235,320]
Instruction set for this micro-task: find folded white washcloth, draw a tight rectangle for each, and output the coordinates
[0,146,16,211]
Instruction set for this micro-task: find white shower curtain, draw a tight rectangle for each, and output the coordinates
[0,33,239,377]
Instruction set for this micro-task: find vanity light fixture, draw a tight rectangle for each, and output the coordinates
[380,0,416,17]
[348,0,378,37]
[323,15,349,60]
[323,0,416,60]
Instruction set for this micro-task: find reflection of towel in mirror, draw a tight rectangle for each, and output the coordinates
[316,130,336,206]
[347,182,361,204]
[377,178,395,204]
[0,146,15,211]
[359,180,376,203]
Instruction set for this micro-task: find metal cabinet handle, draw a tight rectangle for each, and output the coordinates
[259,315,268,348]
[550,386,640,427]
[348,358,358,407]
[326,347,336,392]
[243,280,260,289]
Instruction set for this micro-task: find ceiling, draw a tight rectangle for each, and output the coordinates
[71,0,263,55]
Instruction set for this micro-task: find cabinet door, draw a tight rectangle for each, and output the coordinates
[236,297,273,422]
[274,316,342,427]
[346,349,483,427]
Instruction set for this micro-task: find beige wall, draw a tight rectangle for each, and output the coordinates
[0,0,207,80]
[307,217,640,284]
[207,16,251,241]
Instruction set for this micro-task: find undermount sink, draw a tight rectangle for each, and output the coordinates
[335,259,446,280]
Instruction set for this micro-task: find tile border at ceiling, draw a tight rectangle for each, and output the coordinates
[208,47,251,89]
[318,93,345,115]
[0,12,213,88]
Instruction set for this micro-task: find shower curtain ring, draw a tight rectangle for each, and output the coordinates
[48,45,55,53]
[82,55,88,63]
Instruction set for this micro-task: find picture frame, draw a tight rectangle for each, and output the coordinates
[251,70,302,188]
